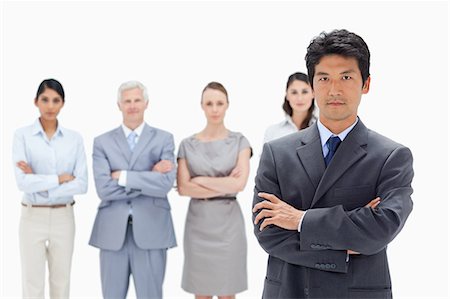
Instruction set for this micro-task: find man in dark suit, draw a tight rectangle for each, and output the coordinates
[252,29,413,298]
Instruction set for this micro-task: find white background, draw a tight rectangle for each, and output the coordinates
[1,1,449,298]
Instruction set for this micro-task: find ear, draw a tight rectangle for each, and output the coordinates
[362,76,371,94]
[117,101,122,111]
[34,98,38,107]
[145,100,149,109]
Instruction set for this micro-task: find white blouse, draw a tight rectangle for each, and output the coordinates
[263,115,317,143]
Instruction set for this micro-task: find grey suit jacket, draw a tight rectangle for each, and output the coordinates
[89,124,177,251]
[253,120,413,299]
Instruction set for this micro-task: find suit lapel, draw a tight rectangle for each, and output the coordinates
[310,121,368,207]
[129,124,155,169]
[113,127,132,163]
[296,126,326,208]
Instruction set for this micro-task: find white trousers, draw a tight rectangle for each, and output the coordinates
[19,204,75,299]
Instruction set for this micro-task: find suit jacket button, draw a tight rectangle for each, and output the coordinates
[311,244,316,249]
[331,264,336,269]
[325,264,331,269]
[315,263,321,269]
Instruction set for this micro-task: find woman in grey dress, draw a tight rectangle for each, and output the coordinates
[177,82,252,299]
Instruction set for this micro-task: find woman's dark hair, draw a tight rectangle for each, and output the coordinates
[305,29,370,89]
[282,72,315,129]
[35,79,65,102]
[201,81,228,103]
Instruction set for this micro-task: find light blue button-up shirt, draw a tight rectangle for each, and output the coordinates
[12,119,88,205]
[317,117,359,157]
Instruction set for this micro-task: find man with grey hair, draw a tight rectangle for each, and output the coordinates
[89,80,177,298]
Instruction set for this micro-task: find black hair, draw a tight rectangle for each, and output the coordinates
[35,79,65,102]
[305,29,370,89]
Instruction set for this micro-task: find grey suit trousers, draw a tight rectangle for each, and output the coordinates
[100,222,167,299]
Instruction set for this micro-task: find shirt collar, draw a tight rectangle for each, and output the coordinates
[122,122,145,138]
[284,115,298,129]
[317,117,359,148]
[285,114,318,129]
[32,118,64,137]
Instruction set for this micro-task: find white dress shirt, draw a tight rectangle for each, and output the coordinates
[12,119,88,205]
[264,114,317,143]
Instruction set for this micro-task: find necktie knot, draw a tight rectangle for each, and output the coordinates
[127,131,137,151]
[324,136,341,167]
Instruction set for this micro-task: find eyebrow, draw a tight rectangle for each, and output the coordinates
[341,69,357,74]
[316,69,357,76]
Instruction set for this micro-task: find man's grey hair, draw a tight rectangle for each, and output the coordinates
[117,80,149,103]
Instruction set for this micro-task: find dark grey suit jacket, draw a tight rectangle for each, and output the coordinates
[253,120,413,299]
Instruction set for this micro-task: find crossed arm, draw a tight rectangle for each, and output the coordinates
[252,143,413,268]
[17,161,76,184]
[14,134,88,198]
[253,192,381,255]
[177,148,252,198]
[93,135,176,201]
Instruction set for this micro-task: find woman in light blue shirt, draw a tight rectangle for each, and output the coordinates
[12,79,88,299]
[264,72,317,143]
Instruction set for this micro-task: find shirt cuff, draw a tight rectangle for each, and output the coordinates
[118,171,127,187]
[297,210,307,232]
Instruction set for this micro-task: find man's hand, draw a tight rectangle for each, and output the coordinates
[111,170,121,180]
[58,173,75,184]
[366,197,381,209]
[253,192,305,231]
[17,161,33,174]
[152,160,173,173]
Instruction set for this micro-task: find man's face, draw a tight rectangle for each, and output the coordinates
[118,87,148,123]
[312,54,370,128]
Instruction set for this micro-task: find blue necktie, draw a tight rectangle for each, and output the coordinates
[324,136,341,167]
[127,131,137,151]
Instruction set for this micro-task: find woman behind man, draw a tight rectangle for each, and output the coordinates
[264,72,317,142]
[177,82,252,299]
[12,79,88,298]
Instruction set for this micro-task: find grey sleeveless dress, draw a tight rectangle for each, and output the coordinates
[177,131,251,295]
